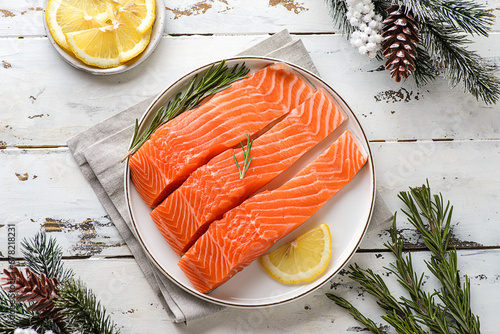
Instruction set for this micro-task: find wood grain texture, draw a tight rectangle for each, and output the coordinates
[1,140,498,258]
[1,0,499,331]
[0,34,499,148]
[1,0,499,36]
[2,250,498,333]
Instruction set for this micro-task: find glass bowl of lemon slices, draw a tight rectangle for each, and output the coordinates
[43,0,165,75]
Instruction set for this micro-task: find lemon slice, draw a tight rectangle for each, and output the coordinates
[46,0,155,68]
[46,0,111,51]
[112,0,156,34]
[259,223,332,283]
[65,23,151,68]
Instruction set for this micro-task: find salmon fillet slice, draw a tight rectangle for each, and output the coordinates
[129,63,315,207]
[178,130,368,293]
[151,89,347,255]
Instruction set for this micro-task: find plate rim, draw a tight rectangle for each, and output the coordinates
[42,0,165,75]
[124,55,376,308]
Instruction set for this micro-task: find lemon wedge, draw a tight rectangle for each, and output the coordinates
[259,223,332,283]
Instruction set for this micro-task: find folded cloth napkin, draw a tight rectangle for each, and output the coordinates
[67,29,393,325]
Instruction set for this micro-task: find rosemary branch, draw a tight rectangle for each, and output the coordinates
[123,60,250,161]
[233,134,253,179]
[398,183,480,334]
[326,182,481,334]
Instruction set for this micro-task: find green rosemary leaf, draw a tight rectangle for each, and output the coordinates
[233,134,254,180]
[398,182,481,334]
[325,293,387,334]
[124,60,250,160]
[327,181,480,333]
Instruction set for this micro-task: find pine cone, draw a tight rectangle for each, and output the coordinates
[381,4,419,82]
[1,267,60,319]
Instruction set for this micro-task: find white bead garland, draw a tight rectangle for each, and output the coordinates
[14,329,54,334]
[345,0,383,58]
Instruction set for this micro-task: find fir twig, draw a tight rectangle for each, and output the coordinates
[420,21,500,105]
[0,286,63,334]
[21,231,74,283]
[55,279,119,334]
[400,0,494,36]
[325,0,355,37]
[232,134,254,179]
[123,60,250,160]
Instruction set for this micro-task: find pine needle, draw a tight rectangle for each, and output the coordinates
[56,279,119,334]
[21,231,74,283]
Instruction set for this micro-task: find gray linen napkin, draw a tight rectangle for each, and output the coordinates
[67,29,392,325]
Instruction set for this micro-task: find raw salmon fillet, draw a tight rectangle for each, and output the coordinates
[178,130,368,293]
[129,63,314,207]
[151,89,347,255]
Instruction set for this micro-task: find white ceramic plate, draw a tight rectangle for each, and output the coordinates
[124,57,375,308]
[43,0,165,75]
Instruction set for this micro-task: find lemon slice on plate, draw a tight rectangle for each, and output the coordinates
[46,0,111,51]
[46,0,155,68]
[259,223,332,283]
[65,23,151,68]
[112,0,156,34]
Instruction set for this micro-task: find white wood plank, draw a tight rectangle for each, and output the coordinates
[360,139,500,250]
[1,0,500,37]
[1,34,499,147]
[1,139,498,258]
[2,250,498,333]
[0,147,128,257]
[163,0,335,34]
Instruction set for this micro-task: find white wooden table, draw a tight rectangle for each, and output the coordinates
[1,1,500,333]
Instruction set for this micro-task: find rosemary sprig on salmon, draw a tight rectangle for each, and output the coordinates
[124,60,250,161]
[233,134,254,180]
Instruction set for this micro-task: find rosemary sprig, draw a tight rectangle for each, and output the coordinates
[398,183,480,334]
[232,134,253,179]
[326,182,480,334]
[123,60,250,161]
[326,293,388,334]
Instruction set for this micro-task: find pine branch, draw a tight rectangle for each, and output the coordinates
[412,45,438,86]
[398,0,500,104]
[325,0,355,37]
[399,0,494,36]
[420,21,500,105]
[55,279,119,334]
[0,286,62,334]
[21,231,74,283]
